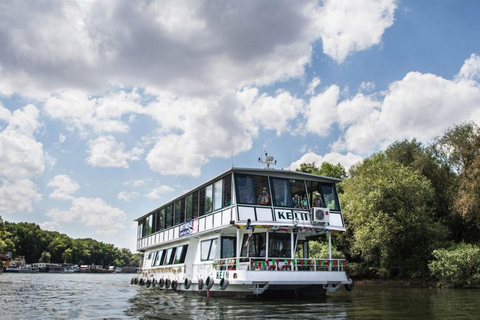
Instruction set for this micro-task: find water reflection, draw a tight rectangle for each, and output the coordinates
[2,273,480,319]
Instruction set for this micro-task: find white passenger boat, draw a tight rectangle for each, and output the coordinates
[133,164,353,297]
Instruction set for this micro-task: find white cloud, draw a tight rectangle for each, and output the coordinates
[0,178,42,213]
[305,85,340,136]
[44,89,142,135]
[456,54,480,82]
[290,151,363,171]
[47,175,79,200]
[315,0,397,63]
[39,221,60,232]
[146,185,175,199]
[86,135,144,168]
[46,197,126,236]
[118,191,140,202]
[0,104,44,180]
[322,56,480,155]
[305,77,321,96]
[124,179,148,187]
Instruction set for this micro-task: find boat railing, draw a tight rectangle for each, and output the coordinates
[213,258,347,272]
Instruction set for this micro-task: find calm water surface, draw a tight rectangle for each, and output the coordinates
[1,273,480,319]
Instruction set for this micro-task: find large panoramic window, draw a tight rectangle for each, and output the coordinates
[268,233,291,258]
[205,184,213,213]
[271,178,292,207]
[201,238,217,261]
[221,237,236,259]
[185,194,193,221]
[223,175,232,206]
[240,233,266,257]
[213,179,223,211]
[173,245,188,264]
[165,204,173,228]
[319,183,341,211]
[164,247,177,265]
[235,174,270,205]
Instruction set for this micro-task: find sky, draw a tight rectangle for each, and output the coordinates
[1,0,479,252]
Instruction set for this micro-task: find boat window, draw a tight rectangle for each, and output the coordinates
[158,208,165,231]
[199,188,206,216]
[153,249,165,266]
[186,194,193,221]
[175,200,182,225]
[143,215,152,237]
[235,174,270,205]
[271,178,292,207]
[201,238,218,261]
[150,251,157,267]
[205,184,213,213]
[221,237,236,258]
[240,233,266,257]
[268,233,291,258]
[165,204,173,228]
[174,245,188,264]
[223,174,232,206]
[164,247,177,265]
[214,179,223,211]
[290,179,308,209]
[193,191,199,217]
[319,183,341,211]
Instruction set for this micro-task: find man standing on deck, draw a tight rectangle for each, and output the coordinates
[313,192,325,207]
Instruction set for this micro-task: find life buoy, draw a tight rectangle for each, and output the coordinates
[172,280,178,291]
[219,278,229,290]
[345,278,354,292]
[205,276,214,290]
[198,278,204,290]
[184,278,192,289]
[159,278,165,288]
[165,279,171,289]
[146,279,151,288]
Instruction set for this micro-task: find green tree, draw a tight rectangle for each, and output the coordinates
[341,154,447,278]
[38,251,51,263]
[432,122,480,230]
[297,162,347,180]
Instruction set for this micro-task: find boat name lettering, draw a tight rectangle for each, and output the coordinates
[276,211,309,221]
[216,271,229,279]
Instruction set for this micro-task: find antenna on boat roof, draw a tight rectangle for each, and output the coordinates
[258,151,277,169]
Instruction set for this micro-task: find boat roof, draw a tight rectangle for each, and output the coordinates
[135,166,341,221]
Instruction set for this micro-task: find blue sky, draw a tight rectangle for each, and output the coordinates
[1,0,479,252]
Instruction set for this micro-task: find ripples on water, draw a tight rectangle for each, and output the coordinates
[2,273,480,319]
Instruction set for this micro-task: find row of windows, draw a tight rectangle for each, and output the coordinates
[138,173,340,239]
[138,174,232,238]
[150,244,188,267]
[234,174,340,211]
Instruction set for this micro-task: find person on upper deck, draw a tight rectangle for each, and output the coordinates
[292,194,300,208]
[257,187,270,205]
[313,192,325,207]
[301,194,308,209]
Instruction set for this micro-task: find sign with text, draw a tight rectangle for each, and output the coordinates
[274,209,310,222]
[179,218,199,237]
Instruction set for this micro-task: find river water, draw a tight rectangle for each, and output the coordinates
[1,273,480,319]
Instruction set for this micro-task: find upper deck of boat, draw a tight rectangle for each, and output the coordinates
[136,167,345,251]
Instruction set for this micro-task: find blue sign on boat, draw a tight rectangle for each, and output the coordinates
[179,218,198,237]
